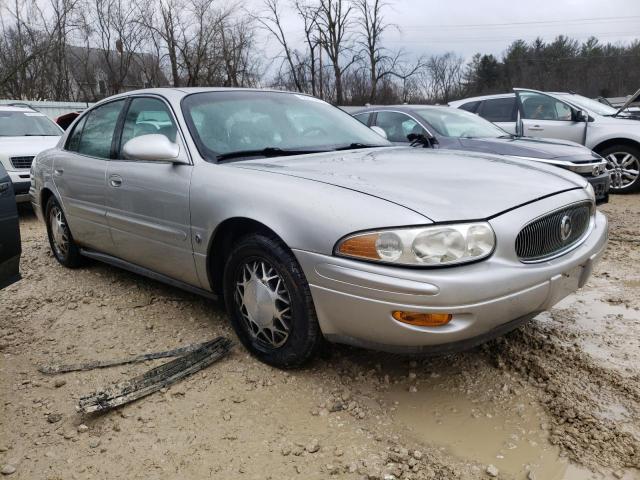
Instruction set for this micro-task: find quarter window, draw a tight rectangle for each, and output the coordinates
[74,100,126,159]
[353,112,371,125]
[66,115,88,152]
[374,111,425,143]
[119,97,178,154]
[478,98,516,122]
[458,101,480,113]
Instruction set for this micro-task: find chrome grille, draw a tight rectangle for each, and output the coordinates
[10,156,34,169]
[516,202,592,262]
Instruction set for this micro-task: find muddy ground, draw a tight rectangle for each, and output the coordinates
[1,195,639,480]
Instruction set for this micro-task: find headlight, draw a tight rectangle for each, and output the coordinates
[335,222,495,266]
[585,182,596,203]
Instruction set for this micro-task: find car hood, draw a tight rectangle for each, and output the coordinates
[456,136,600,162]
[231,147,585,222]
[0,136,61,158]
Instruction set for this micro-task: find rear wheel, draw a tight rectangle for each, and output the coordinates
[45,196,83,268]
[223,234,322,368]
[600,144,640,193]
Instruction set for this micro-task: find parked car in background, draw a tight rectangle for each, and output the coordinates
[0,106,63,202]
[55,111,83,130]
[0,163,21,289]
[352,105,610,203]
[31,88,607,367]
[449,88,640,193]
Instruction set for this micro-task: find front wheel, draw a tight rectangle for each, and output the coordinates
[600,144,640,193]
[223,234,322,368]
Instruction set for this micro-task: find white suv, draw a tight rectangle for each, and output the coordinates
[0,106,62,202]
[450,88,640,193]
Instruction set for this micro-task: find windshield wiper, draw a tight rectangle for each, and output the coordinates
[334,143,387,151]
[217,147,326,162]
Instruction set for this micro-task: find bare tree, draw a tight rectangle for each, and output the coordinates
[253,0,302,91]
[317,0,357,104]
[355,0,398,102]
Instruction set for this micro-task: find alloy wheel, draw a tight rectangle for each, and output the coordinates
[234,258,292,349]
[49,205,70,258]
[605,151,640,190]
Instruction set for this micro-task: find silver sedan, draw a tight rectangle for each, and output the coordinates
[30,88,608,367]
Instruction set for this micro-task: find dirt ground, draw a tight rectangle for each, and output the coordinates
[1,195,639,480]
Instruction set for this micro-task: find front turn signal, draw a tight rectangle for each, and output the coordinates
[392,311,452,327]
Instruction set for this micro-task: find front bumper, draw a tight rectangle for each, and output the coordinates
[584,172,609,204]
[7,170,32,203]
[294,190,608,354]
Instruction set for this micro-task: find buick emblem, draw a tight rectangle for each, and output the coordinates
[560,215,572,241]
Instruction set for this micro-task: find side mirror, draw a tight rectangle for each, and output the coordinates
[370,126,388,139]
[575,110,589,122]
[122,134,182,162]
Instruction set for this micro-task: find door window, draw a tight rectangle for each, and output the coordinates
[120,97,178,153]
[74,100,126,158]
[374,111,425,142]
[519,92,573,121]
[478,98,516,122]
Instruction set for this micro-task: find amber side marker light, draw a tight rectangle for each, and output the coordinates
[392,311,452,327]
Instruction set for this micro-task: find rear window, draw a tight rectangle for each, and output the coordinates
[479,98,516,122]
[0,111,61,137]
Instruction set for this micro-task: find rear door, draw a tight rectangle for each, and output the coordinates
[0,164,21,289]
[476,97,517,133]
[105,96,198,285]
[54,99,126,253]
[515,89,586,143]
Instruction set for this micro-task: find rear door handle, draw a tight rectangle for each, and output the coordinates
[54,169,64,176]
[109,175,123,188]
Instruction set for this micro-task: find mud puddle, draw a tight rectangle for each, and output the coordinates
[550,282,640,378]
[385,379,596,479]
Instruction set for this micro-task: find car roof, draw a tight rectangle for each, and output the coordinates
[350,104,448,114]
[448,93,515,106]
[0,105,37,113]
[97,87,317,106]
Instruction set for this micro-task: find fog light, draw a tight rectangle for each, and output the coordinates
[392,311,452,327]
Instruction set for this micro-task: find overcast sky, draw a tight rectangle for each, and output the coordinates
[250,0,640,61]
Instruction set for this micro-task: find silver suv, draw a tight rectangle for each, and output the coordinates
[450,88,640,193]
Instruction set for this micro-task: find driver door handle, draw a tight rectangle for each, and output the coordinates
[528,125,544,131]
[54,169,64,176]
[109,175,123,188]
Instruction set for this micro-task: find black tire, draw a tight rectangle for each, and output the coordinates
[599,144,640,193]
[223,234,322,368]
[45,196,83,268]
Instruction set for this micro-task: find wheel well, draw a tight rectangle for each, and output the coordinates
[40,188,54,217]
[593,138,640,155]
[207,218,284,295]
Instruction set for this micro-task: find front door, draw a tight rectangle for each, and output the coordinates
[515,90,586,144]
[105,96,198,286]
[53,99,126,253]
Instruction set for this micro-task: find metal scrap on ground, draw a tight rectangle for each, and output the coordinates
[77,337,233,414]
[38,339,223,374]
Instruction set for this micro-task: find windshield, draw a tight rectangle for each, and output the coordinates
[555,93,618,116]
[0,110,62,136]
[181,91,391,161]
[414,107,506,138]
